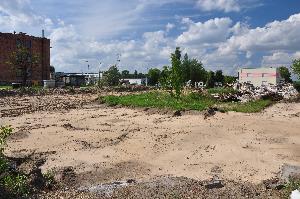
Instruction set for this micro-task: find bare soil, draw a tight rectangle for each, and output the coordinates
[1,93,300,198]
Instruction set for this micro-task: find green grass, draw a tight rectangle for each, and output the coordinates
[207,87,238,95]
[0,86,12,90]
[100,91,272,113]
[220,99,273,113]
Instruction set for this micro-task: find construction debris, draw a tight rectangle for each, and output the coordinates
[212,83,299,103]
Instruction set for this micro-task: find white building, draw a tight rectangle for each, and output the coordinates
[121,78,146,85]
[238,67,283,87]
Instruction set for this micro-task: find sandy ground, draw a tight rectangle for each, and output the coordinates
[1,95,300,187]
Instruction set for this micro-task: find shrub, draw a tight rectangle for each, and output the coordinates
[293,81,300,92]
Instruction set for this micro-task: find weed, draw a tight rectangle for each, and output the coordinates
[101,91,271,113]
[1,174,29,197]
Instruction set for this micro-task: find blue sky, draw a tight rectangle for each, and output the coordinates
[1,0,300,75]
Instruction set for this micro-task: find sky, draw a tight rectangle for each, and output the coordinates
[1,0,300,75]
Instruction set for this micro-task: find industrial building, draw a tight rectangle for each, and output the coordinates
[0,31,50,85]
[238,67,283,87]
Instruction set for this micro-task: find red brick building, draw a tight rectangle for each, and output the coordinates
[0,32,50,85]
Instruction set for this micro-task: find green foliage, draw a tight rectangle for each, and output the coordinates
[6,46,39,86]
[221,100,272,113]
[101,65,121,86]
[292,59,300,79]
[215,70,224,84]
[181,54,207,87]
[102,92,215,111]
[169,47,184,98]
[159,66,171,89]
[0,157,8,174]
[224,75,237,84]
[43,171,56,188]
[102,92,272,113]
[1,174,29,197]
[207,87,237,95]
[148,68,161,86]
[293,81,300,92]
[0,86,13,90]
[282,178,300,198]
[121,70,130,78]
[0,126,13,155]
[279,66,292,83]
[206,71,215,88]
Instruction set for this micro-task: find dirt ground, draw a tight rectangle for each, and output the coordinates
[1,93,300,198]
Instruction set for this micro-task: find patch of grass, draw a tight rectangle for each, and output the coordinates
[102,92,215,111]
[101,91,272,113]
[1,174,29,197]
[220,99,273,113]
[282,178,300,198]
[43,170,56,189]
[0,86,12,90]
[207,87,238,95]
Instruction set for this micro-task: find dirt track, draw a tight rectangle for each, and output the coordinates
[1,93,300,188]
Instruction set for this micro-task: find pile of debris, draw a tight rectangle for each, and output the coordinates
[212,83,299,103]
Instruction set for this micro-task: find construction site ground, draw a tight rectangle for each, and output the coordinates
[1,92,300,198]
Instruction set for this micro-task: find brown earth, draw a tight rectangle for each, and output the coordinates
[0,93,300,198]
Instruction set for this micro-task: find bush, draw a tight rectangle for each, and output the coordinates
[1,174,29,197]
[293,81,300,92]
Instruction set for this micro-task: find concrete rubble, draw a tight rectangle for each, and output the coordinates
[213,83,299,103]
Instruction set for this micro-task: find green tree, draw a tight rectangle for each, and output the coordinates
[181,53,191,82]
[292,59,300,79]
[278,66,292,83]
[121,70,130,78]
[169,47,184,98]
[206,71,215,88]
[215,70,224,84]
[101,65,121,86]
[6,46,39,86]
[134,70,138,78]
[189,59,207,86]
[224,75,237,84]
[148,68,161,86]
[159,66,171,89]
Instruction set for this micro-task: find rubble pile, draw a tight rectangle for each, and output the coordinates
[212,83,299,103]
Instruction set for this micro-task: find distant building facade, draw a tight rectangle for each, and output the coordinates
[0,32,50,85]
[238,67,283,87]
[121,78,146,85]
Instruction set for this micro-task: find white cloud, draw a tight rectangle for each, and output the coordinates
[219,13,300,55]
[176,17,233,45]
[196,0,240,12]
[262,51,300,67]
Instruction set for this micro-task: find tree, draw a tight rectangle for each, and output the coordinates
[181,53,191,82]
[159,66,171,89]
[169,47,184,98]
[6,46,39,86]
[206,71,215,88]
[101,65,121,86]
[189,59,207,86]
[148,68,161,86]
[134,70,138,78]
[278,66,292,83]
[121,70,130,78]
[292,59,300,79]
[224,75,237,84]
[215,70,224,84]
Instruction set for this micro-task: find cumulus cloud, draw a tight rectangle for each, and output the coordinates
[219,13,300,55]
[1,0,300,75]
[176,17,233,45]
[196,0,240,12]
